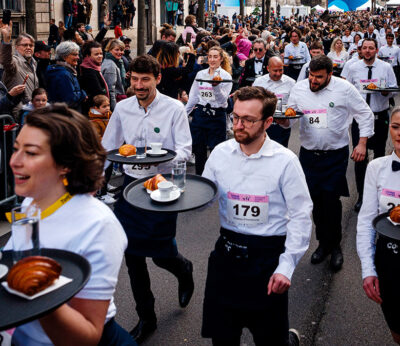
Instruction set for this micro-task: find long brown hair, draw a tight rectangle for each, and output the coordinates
[156,42,180,68]
[208,46,232,75]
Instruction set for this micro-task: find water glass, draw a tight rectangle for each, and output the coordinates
[136,129,147,159]
[11,204,41,263]
[172,161,186,192]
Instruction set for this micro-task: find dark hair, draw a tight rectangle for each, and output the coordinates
[129,55,161,77]
[185,15,196,26]
[156,42,179,68]
[32,88,47,99]
[362,38,378,49]
[24,104,106,194]
[387,33,395,39]
[233,86,277,120]
[81,40,102,58]
[93,94,109,107]
[309,55,333,74]
[309,41,323,50]
[160,23,176,38]
[290,28,302,39]
[77,23,85,29]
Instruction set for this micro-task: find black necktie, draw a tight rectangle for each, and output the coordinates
[255,59,263,63]
[366,66,373,105]
[393,160,400,171]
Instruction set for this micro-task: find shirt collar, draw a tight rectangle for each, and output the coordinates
[392,151,400,162]
[137,90,161,111]
[231,135,275,158]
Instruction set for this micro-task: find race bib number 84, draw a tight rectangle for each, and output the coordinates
[227,192,269,228]
[303,109,328,129]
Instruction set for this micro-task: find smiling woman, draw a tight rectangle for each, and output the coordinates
[44,41,87,112]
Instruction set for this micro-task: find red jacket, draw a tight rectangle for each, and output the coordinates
[114,25,123,39]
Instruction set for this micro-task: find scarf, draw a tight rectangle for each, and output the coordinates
[56,60,77,76]
[80,56,110,98]
[105,52,126,89]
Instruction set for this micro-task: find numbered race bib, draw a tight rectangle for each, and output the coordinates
[359,78,379,94]
[379,188,400,212]
[226,192,269,228]
[199,85,215,102]
[303,109,328,129]
[125,164,158,178]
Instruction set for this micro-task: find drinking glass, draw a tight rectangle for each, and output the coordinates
[172,161,186,192]
[11,204,41,263]
[136,128,147,159]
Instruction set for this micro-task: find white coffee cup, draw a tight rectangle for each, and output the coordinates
[158,181,174,199]
[150,142,162,154]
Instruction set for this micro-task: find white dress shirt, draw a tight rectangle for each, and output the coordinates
[378,44,400,66]
[102,91,192,178]
[253,73,296,104]
[284,42,311,65]
[351,31,364,38]
[346,58,398,112]
[327,50,349,67]
[340,56,362,79]
[202,137,313,280]
[297,61,310,81]
[342,34,354,49]
[254,56,265,75]
[357,152,400,279]
[185,66,232,113]
[287,76,374,150]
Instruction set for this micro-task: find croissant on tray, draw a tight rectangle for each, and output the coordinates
[143,174,167,191]
[119,144,137,157]
[285,108,297,117]
[390,206,400,223]
[7,256,62,296]
[212,75,222,81]
[367,83,378,90]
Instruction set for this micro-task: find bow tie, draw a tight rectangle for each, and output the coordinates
[255,59,263,63]
[393,160,400,172]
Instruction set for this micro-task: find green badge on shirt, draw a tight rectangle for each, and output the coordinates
[329,102,334,107]
[154,127,160,133]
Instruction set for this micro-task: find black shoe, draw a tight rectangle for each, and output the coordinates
[288,328,300,346]
[130,319,157,344]
[178,260,194,308]
[311,246,329,264]
[330,247,344,272]
[354,196,363,213]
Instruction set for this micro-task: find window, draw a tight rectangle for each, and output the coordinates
[0,0,21,11]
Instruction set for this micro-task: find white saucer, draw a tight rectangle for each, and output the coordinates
[0,264,8,279]
[147,149,167,157]
[150,189,181,202]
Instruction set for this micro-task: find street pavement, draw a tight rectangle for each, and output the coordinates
[0,105,397,345]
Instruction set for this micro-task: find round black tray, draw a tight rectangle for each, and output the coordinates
[273,110,304,119]
[196,79,233,83]
[286,57,303,61]
[107,148,176,165]
[123,173,217,213]
[363,86,400,93]
[373,212,400,240]
[0,248,91,331]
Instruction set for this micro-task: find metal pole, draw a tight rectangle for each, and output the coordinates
[262,0,265,26]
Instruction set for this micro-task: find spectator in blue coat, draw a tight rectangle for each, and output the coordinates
[45,41,87,112]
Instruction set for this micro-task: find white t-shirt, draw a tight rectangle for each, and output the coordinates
[5,194,128,346]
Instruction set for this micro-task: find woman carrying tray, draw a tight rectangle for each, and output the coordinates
[186,46,232,175]
[5,104,134,345]
[357,107,400,344]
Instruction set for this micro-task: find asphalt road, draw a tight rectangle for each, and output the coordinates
[112,119,397,346]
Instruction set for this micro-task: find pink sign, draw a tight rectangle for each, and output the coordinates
[227,192,269,203]
[382,188,400,199]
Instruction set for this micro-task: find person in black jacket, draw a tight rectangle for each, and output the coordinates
[63,0,73,29]
[48,19,60,49]
[34,41,51,89]
[79,41,109,115]
[364,25,377,39]
[239,38,276,87]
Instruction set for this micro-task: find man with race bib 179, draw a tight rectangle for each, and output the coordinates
[201,86,313,345]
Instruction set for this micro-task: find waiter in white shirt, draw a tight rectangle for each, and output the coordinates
[284,28,311,80]
[357,108,400,344]
[297,41,324,81]
[347,38,397,211]
[102,55,194,344]
[282,55,374,272]
[379,33,400,84]
[253,56,295,147]
[201,86,312,345]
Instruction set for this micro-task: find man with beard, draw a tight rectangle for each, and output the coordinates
[283,55,374,272]
[33,41,51,89]
[201,86,312,346]
[346,38,397,211]
[253,56,295,147]
[102,55,193,344]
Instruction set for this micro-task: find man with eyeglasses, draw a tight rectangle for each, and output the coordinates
[239,38,276,87]
[253,56,295,147]
[201,86,312,346]
[0,22,39,118]
[280,55,374,272]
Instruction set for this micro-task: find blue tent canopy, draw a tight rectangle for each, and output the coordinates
[328,0,367,10]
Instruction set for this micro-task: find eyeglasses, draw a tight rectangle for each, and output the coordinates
[253,48,264,52]
[18,44,34,48]
[231,114,264,128]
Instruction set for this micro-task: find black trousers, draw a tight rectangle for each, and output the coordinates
[125,252,191,321]
[311,190,342,250]
[351,120,369,196]
[267,124,291,148]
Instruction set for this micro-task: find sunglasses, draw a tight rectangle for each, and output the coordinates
[253,48,264,52]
